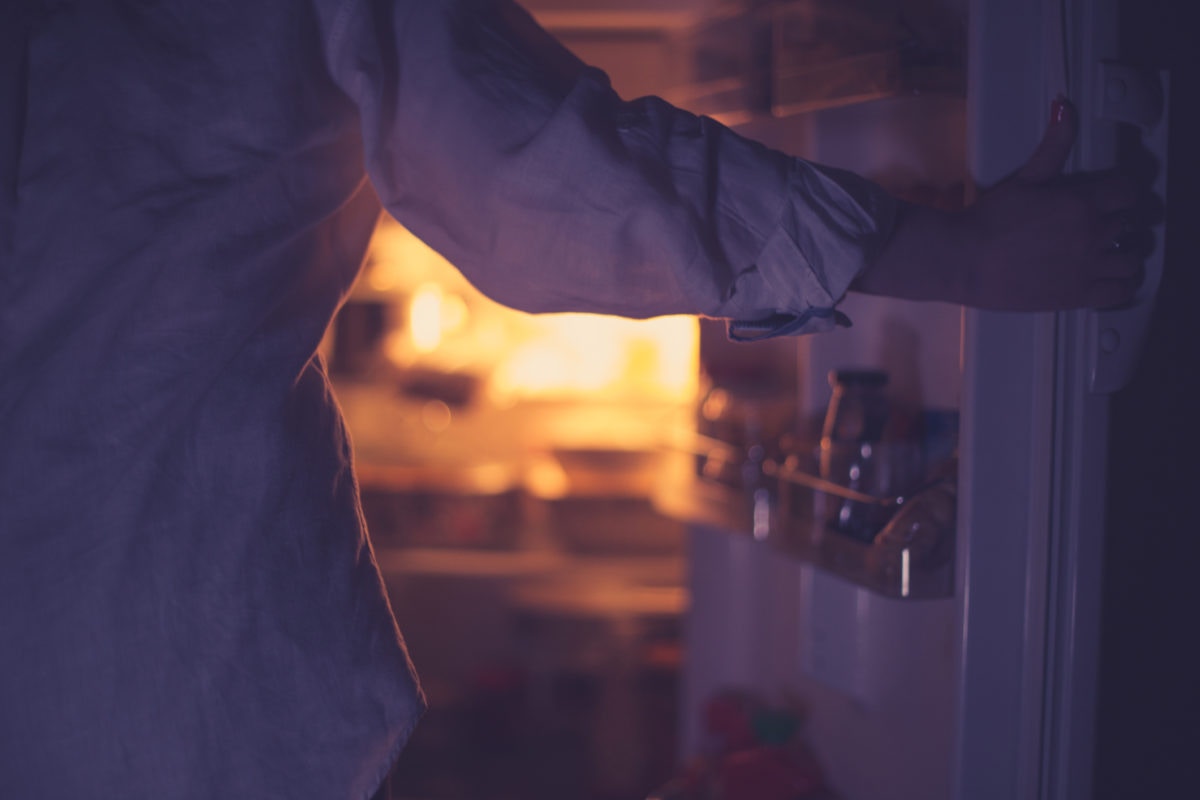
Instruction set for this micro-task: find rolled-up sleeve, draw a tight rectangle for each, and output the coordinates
[322,0,897,337]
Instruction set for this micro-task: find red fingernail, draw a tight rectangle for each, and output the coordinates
[1051,94,1070,124]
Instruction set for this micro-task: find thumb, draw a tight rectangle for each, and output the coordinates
[1016,96,1077,183]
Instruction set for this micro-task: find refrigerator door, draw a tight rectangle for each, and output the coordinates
[957,0,1058,794]
[957,1,1165,798]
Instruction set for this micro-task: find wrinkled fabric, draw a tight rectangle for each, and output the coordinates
[0,1,896,798]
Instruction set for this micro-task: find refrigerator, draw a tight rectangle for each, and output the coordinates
[604,1,1187,799]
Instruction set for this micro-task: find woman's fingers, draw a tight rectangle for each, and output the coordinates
[1094,245,1149,279]
[859,92,1159,312]
[1085,171,1145,215]
[1017,96,1078,183]
[1097,215,1156,259]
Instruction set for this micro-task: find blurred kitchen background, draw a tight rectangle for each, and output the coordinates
[325,1,966,798]
[323,1,1197,799]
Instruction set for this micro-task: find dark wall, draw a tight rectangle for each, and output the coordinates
[1096,1,1200,796]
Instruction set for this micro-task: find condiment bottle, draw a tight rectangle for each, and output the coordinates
[819,369,890,541]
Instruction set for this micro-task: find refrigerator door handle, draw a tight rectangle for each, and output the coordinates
[1088,65,1169,394]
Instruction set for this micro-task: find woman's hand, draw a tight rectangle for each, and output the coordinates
[855,98,1153,311]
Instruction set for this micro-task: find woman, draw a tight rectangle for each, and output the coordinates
[0,2,1148,798]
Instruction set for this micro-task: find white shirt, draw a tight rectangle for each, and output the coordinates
[0,2,895,798]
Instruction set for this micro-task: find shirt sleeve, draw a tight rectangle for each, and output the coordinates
[321,0,898,338]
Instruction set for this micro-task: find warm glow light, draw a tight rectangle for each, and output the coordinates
[362,218,700,404]
[499,342,577,395]
[441,293,468,334]
[421,399,452,432]
[409,283,443,354]
[525,456,569,500]
[366,258,406,292]
[383,329,410,366]
[488,313,697,403]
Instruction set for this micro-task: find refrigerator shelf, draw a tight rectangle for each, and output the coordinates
[772,49,963,118]
[668,49,963,128]
[664,0,965,126]
[653,450,955,601]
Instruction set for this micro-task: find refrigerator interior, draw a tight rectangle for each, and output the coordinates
[328,2,985,798]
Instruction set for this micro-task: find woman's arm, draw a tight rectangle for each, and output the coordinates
[322,0,896,337]
[855,98,1147,311]
[322,1,1147,332]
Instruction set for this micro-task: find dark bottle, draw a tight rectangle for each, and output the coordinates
[819,369,891,542]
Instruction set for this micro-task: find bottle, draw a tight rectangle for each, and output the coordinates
[819,369,890,542]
